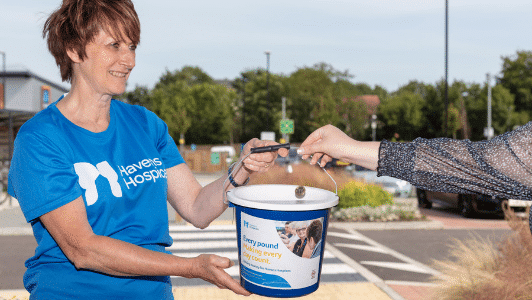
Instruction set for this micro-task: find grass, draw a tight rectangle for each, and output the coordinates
[430,211,532,300]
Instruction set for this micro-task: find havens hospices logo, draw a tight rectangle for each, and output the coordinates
[74,158,166,206]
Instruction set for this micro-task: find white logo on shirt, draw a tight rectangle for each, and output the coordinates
[74,161,123,205]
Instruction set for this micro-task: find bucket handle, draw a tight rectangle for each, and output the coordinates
[222,146,339,205]
[320,166,338,195]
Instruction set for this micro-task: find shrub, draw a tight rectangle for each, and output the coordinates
[430,216,532,300]
[331,202,424,222]
[337,181,393,209]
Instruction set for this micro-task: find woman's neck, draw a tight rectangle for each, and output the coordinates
[56,88,112,133]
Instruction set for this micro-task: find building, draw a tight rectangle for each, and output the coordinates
[354,95,380,116]
[0,70,69,160]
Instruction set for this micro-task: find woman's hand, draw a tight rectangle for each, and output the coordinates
[297,124,355,167]
[233,139,289,182]
[190,254,251,296]
[297,124,380,170]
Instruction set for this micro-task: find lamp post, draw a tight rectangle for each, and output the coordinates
[485,73,494,140]
[265,51,271,131]
[371,114,377,141]
[444,0,449,137]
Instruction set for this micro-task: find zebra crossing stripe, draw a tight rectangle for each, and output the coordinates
[334,243,390,254]
[360,261,435,274]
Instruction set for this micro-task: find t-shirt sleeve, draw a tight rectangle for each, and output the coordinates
[8,131,83,222]
[144,109,185,169]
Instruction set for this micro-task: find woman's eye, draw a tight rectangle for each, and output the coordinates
[111,43,119,49]
[129,45,137,51]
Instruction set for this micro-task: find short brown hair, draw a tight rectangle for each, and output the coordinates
[307,219,323,244]
[43,0,141,82]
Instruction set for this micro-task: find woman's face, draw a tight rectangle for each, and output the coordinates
[308,237,316,250]
[72,29,136,97]
[296,225,307,239]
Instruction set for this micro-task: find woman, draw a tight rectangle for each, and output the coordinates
[298,124,532,229]
[7,1,287,299]
[292,221,309,257]
[304,219,323,259]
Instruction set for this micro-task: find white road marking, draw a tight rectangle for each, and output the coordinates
[334,243,390,254]
[360,261,435,274]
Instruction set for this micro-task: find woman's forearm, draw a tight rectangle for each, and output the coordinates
[74,234,195,277]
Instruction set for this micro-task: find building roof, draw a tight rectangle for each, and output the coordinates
[0,71,69,93]
[354,95,380,115]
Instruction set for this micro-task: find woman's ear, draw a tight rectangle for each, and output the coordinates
[66,48,83,64]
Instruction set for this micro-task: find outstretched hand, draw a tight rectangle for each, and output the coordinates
[297,125,355,167]
[191,254,251,296]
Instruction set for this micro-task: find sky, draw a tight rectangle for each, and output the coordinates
[2,0,531,93]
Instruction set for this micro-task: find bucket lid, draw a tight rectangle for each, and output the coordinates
[226,184,339,211]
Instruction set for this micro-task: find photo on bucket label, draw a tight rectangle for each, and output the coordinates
[276,218,324,259]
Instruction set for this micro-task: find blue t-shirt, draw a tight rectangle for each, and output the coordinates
[8,98,184,299]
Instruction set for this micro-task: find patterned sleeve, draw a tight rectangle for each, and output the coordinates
[377,122,532,201]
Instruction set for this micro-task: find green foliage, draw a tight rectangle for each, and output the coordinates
[337,181,393,209]
[185,83,237,144]
[337,97,368,139]
[500,51,532,112]
[119,85,151,109]
[149,66,237,144]
[285,63,378,142]
[150,81,193,139]
[379,90,426,141]
[232,69,285,142]
[156,66,213,88]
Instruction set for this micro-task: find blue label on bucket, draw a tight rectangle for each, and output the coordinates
[239,212,324,290]
[240,264,291,288]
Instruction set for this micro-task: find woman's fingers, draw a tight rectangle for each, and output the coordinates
[202,254,251,296]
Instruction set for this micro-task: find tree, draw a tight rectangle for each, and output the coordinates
[286,67,336,142]
[499,51,532,114]
[379,90,426,141]
[118,85,151,109]
[156,66,213,89]
[232,69,285,142]
[337,97,368,140]
[150,81,193,142]
[185,83,237,144]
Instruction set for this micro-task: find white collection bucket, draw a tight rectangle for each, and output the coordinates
[226,184,338,298]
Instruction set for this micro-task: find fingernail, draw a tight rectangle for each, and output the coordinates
[297,148,303,155]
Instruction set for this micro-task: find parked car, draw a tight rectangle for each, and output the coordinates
[416,188,531,218]
[275,147,302,166]
[346,165,413,197]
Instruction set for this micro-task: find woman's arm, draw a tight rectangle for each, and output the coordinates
[39,197,251,295]
[299,124,532,201]
[166,138,288,229]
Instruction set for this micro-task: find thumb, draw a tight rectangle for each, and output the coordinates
[213,255,234,269]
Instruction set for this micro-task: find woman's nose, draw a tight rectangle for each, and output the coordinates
[121,49,135,70]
